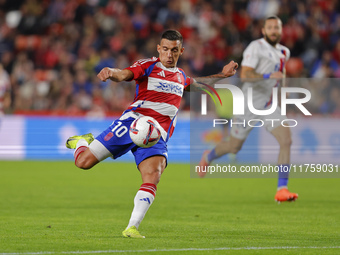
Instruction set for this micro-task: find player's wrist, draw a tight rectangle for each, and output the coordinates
[263,73,271,79]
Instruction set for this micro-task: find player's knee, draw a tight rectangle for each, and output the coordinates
[279,136,292,148]
[230,143,242,154]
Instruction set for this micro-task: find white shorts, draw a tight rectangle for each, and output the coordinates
[230,106,286,140]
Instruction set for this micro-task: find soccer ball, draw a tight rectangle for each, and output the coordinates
[129,116,161,148]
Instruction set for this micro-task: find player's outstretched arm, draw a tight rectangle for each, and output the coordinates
[97,67,134,82]
[240,66,284,81]
[221,60,239,78]
[186,60,238,91]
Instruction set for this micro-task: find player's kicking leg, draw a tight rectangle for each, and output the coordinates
[65,118,167,238]
[198,136,244,177]
[66,133,99,169]
[271,126,298,202]
[122,155,166,238]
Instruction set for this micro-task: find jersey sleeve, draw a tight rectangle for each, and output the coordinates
[124,58,157,81]
[178,68,191,89]
[241,41,259,69]
[124,61,147,81]
[185,76,191,89]
[285,48,291,62]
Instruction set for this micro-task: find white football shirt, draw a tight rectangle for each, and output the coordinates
[241,38,290,108]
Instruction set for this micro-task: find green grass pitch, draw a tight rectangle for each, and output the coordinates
[0,161,339,255]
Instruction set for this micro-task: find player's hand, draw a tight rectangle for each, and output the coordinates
[222,61,238,77]
[270,71,284,79]
[97,67,114,82]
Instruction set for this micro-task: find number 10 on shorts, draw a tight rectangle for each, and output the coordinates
[111,121,128,137]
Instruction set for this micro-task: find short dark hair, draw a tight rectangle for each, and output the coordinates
[161,30,183,45]
[263,15,282,26]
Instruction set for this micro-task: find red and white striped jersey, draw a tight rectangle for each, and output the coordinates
[124,57,191,142]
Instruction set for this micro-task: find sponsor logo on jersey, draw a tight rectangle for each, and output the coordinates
[148,77,184,96]
[155,82,183,95]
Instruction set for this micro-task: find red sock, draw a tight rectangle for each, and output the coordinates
[139,183,157,197]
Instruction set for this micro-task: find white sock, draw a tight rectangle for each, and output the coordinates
[76,139,88,149]
[126,183,157,229]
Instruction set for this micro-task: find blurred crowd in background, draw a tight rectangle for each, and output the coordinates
[0,0,340,117]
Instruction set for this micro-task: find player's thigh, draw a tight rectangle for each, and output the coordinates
[91,117,136,161]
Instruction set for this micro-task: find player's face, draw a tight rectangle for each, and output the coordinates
[157,39,184,68]
[262,19,282,46]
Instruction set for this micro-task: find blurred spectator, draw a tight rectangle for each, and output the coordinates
[330,86,340,116]
[0,0,339,116]
[73,69,93,95]
[311,51,338,78]
[0,63,11,114]
[94,47,114,75]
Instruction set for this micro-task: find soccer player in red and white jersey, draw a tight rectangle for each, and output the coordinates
[66,30,238,238]
[199,16,298,203]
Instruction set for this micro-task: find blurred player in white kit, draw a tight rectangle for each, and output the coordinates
[199,16,298,202]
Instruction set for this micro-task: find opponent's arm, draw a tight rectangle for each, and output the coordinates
[240,66,284,81]
[97,67,134,82]
[186,60,238,91]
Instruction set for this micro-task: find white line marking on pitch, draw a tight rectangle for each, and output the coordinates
[1,246,340,255]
